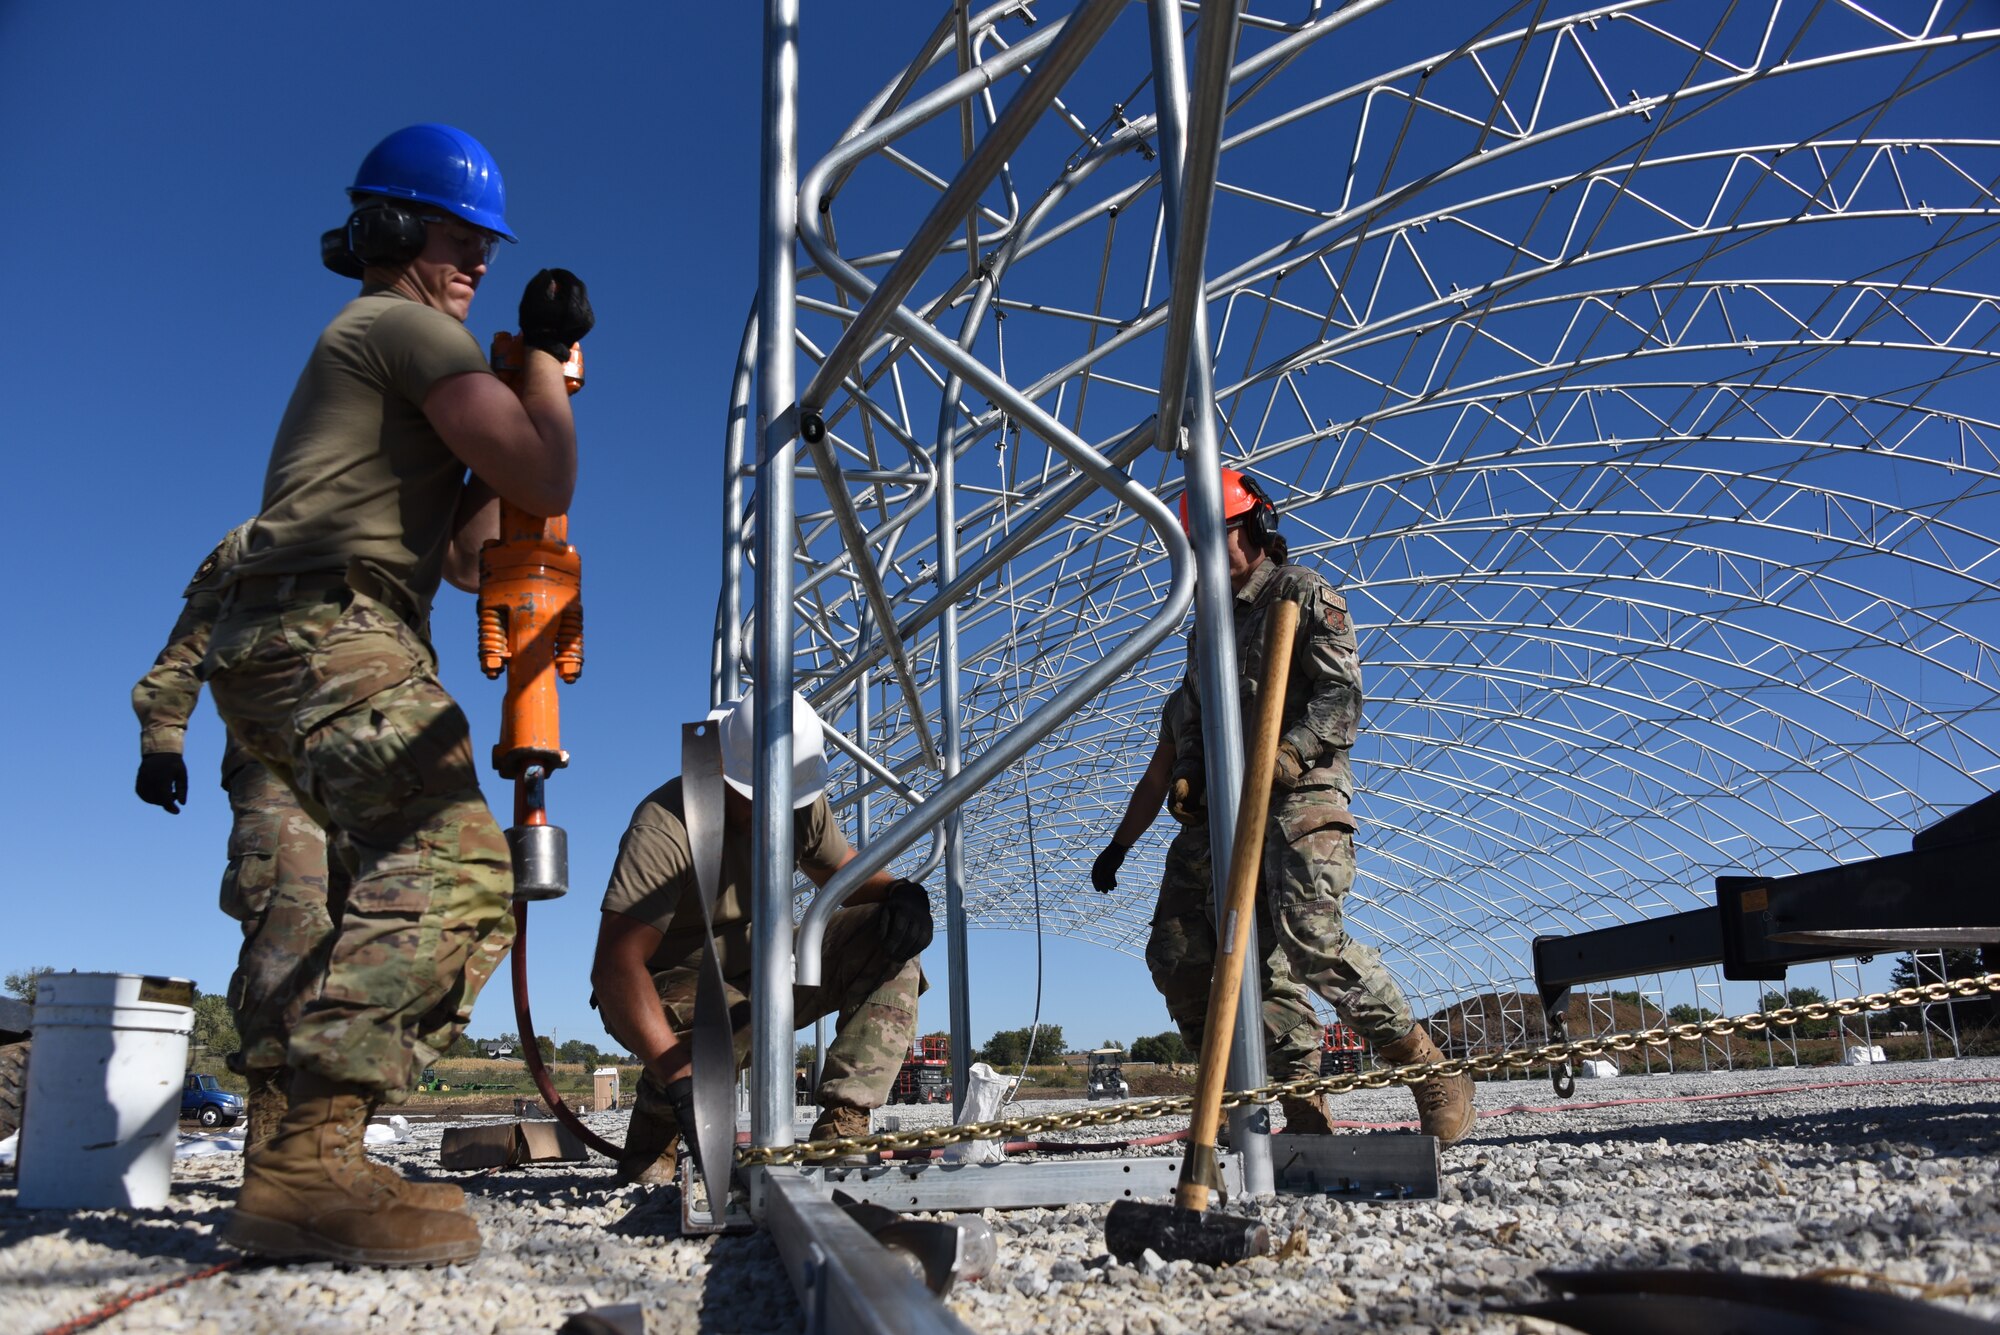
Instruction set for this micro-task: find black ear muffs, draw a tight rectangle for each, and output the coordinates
[320,228,365,279]
[346,201,428,267]
[1237,474,1279,550]
[321,201,427,277]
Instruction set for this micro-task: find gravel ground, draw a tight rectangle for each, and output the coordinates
[2,1059,1995,1333]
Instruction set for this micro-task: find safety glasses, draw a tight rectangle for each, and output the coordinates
[422,215,502,268]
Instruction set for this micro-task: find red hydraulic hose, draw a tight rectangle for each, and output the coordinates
[35,1261,241,1335]
[510,900,622,1160]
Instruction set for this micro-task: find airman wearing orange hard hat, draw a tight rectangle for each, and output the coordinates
[1127,468,1476,1143]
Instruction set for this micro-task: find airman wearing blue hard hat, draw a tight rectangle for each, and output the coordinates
[202,123,592,1268]
[350,122,517,239]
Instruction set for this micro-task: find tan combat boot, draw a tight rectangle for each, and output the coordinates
[1277,1093,1337,1136]
[361,1096,467,1212]
[612,1100,682,1187]
[224,1074,481,1267]
[808,1104,876,1167]
[1375,1027,1476,1146]
[246,1070,463,1210]
[243,1067,289,1161]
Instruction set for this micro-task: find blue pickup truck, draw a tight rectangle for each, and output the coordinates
[181,1073,244,1128]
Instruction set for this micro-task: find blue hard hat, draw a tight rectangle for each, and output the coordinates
[350,123,516,241]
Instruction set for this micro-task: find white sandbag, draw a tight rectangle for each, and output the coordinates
[942,1062,1010,1164]
[1577,1059,1620,1079]
[364,1114,412,1145]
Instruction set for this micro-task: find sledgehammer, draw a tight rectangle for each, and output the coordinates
[1105,595,1303,1267]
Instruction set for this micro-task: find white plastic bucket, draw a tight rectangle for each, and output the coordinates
[16,972,195,1209]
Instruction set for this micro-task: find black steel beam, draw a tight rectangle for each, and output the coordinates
[1712,876,1855,981]
[1742,840,2000,959]
[1531,788,2000,1000]
[1533,909,1725,1004]
[1911,787,2000,852]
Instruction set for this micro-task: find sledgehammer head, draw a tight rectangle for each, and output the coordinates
[1104,1199,1270,1267]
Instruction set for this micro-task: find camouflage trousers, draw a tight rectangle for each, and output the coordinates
[217,736,342,1076]
[203,586,514,1099]
[629,898,925,1127]
[1146,820,1323,1081]
[1262,787,1414,1046]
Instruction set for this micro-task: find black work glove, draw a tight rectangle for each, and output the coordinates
[1167,770,1205,823]
[136,753,190,814]
[663,1075,706,1184]
[1092,842,1129,894]
[877,879,935,962]
[519,268,594,362]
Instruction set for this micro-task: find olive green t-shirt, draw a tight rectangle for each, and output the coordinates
[233,288,493,613]
[1158,682,1189,752]
[601,779,852,978]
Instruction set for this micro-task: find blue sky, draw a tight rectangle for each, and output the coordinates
[8,2,1991,1073]
[0,3,1180,1058]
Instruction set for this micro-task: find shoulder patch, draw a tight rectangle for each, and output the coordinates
[182,540,230,598]
[182,520,255,598]
[1324,600,1349,636]
[1270,563,1330,601]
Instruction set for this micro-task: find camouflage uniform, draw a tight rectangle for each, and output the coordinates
[132,526,341,1075]
[218,741,345,1073]
[1174,559,1415,1046]
[201,585,514,1100]
[1144,690,1322,1080]
[601,783,923,1123]
[628,898,923,1129]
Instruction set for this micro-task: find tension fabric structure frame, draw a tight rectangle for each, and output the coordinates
[726,0,2000,1149]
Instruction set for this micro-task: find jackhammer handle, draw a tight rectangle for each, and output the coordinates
[1182,596,1302,1203]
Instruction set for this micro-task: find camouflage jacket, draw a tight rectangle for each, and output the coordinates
[131,522,254,756]
[1173,557,1364,814]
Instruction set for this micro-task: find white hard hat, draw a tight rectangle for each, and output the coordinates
[718,691,827,808]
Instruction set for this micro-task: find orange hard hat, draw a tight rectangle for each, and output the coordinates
[1177,467,1269,536]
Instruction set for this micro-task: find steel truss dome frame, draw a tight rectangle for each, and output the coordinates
[721,0,2000,1110]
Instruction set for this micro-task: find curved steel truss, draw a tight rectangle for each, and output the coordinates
[722,0,2000,1025]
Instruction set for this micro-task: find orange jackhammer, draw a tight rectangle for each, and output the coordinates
[484,333,621,1159]
[482,330,586,898]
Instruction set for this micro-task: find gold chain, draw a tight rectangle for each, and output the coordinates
[736,970,2000,1167]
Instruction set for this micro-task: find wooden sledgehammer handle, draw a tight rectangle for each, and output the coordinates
[1179,595,1302,1212]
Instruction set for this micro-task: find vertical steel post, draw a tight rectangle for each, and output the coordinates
[937,363,973,1114]
[751,0,802,1151]
[1146,0,1270,1196]
[937,0,980,1123]
[716,309,759,707]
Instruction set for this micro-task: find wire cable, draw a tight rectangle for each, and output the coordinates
[996,421,1048,1109]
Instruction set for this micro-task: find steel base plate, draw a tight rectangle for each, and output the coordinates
[1270,1133,1441,1201]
